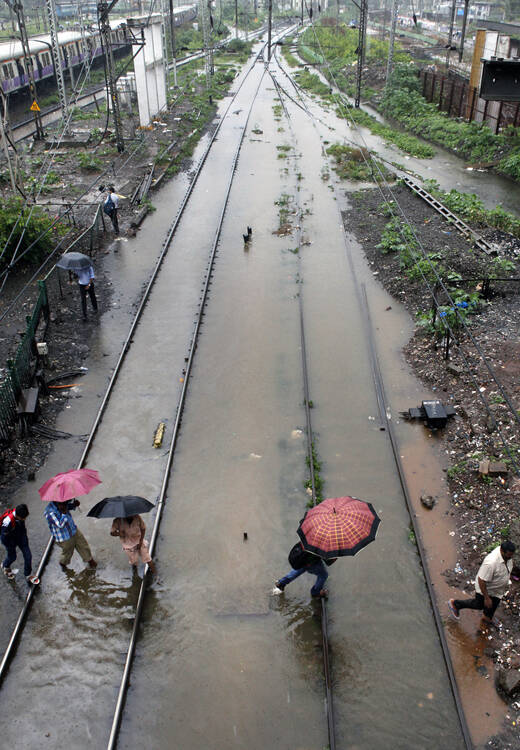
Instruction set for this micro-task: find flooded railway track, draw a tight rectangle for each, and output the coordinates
[0,31,474,750]
[268,51,474,749]
[0,36,294,749]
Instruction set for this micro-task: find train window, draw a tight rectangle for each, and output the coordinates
[42,52,51,67]
[2,64,10,79]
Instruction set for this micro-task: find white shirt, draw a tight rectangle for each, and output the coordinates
[106,191,119,209]
[475,545,513,598]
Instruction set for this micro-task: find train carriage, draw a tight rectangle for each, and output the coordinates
[0,5,196,96]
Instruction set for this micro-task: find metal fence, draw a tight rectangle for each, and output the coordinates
[0,280,49,442]
[419,69,520,135]
[0,204,106,443]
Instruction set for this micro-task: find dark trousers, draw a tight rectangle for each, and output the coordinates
[79,283,98,319]
[453,592,500,619]
[278,561,329,596]
[109,209,119,234]
[2,540,32,576]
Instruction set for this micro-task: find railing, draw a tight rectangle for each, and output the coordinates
[420,68,520,134]
[0,203,105,443]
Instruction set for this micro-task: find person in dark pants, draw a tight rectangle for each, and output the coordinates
[1,504,40,585]
[273,541,336,599]
[75,263,98,321]
[104,186,120,235]
[449,540,515,626]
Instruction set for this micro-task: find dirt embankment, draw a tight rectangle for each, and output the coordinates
[344,185,520,726]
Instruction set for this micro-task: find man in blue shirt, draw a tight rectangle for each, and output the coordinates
[44,500,97,570]
[75,263,98,321]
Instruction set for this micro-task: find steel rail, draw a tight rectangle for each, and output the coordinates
[0,42,268,687]
[402,176,496,256]
[357,283,474,750]
[272,50,474,750]
[106,54,268,750]
[269,68,336,750]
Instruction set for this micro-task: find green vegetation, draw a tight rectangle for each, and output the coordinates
[340,106,435,158]
[290,59,433,159]
[422,179,520,238]
[447,460,468,479]
[383,64,520,181]
[276,144,292,159]
[326,143,390,181]
[299,23,408,70]
[305,441,324,505]
[293,69,333,100]
[77,153,103,171]
[275,192,292,226]
[281,37,299,68]
[0,197,66,272]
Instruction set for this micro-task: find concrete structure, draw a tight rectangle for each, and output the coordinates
[468,20,520,121]
[128,13,167,128]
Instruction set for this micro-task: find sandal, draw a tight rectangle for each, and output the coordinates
[2,567,14,580]
[26,574,40,585]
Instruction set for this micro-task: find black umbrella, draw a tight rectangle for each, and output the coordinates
[87,495,155,519]
[56,252,92,271]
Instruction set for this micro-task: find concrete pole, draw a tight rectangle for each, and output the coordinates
[458,0,469,63]
[268,0,272,60]
[385,0,398,86]
[446,0,456,70]
[169,0,178,86]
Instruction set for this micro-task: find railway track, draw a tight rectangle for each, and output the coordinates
[270,48,474,749]
[0,29,309,750]
[0,28,476,750]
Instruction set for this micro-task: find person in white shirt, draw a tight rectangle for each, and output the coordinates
[104,185,120,235]
[449,540,515,626]
[75,263,98,321]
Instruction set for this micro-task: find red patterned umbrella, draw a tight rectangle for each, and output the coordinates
[297,496,381,559]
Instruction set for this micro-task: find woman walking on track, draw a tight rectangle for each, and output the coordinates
[111,515,156,574]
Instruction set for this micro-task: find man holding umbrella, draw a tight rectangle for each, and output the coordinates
[56,251,98,322]
[274,496,381,599]
[40,469,100,570]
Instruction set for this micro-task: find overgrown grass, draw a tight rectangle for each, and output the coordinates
[422,179,520,238]
[326,143,390,181]
[0,197,67,272]
[382,64,520,181]
[338,105,435,158]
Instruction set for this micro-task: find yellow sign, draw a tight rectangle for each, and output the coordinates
[30,100,40,112]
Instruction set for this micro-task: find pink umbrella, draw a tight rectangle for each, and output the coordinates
[38,468,101,502]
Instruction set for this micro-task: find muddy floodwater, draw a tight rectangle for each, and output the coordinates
[3,43,519,750]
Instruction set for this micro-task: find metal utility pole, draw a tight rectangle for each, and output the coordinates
[267,0,272,60]
[199,0,212,95]
[354,0,367,107]
[445,0,456,70]
[6,1,45,139]
[98,0,125,152]
[458,0,469,63]
[169,0,178,86]
[45,0,70,130]
[235,0,238,38]
[385,0,398,86]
